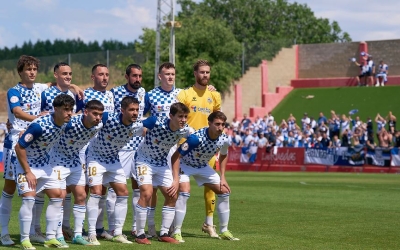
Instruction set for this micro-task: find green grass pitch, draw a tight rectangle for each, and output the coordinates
[2,171,400,249]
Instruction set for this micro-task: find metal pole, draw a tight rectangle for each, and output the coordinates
[106,50,109,68]
[68,53,71,65]
[154,0,161,88]
[242,43,245,76]
[169,0,175,65]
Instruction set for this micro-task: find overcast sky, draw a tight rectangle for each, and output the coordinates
[0,0,399,49]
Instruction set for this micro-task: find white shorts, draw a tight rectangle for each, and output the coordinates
[135,159,172,187]
[15,163,60,196]
[86,159,126,187]
[179,163,220,186]
[53,165,86,189]
[2,148,17,181]
[119,149,136,180]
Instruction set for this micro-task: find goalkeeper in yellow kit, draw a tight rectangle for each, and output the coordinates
[176,59,222,238]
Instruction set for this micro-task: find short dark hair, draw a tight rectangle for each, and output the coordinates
[85,100,104,111]
[91,64,108,74]
[17,55,40,73]
[121,96,139,110]
[53,94,75,108]
[193,59,211,71]
[208,111,227,123]
[159,62,175,73]
[125,64,142,76]
[170,102,189,116]
[54,62,70,72]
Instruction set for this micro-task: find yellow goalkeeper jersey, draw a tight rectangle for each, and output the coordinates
[177,85,221,130]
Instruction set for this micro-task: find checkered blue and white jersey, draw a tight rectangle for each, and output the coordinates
[111,85,146,117]
[50,114,103,168]
[78,88,114,113]
[178,127,229,168]
[111,85,146,150]
[41,86,77,113]
[5,83,48,149]
[136,116,191,167]
[88,113,144,164]
[144,87,181,118]
[18,114,65,168]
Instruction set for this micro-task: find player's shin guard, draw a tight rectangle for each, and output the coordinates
[131,189,140,231]
[55,206,63,238]
[72,204,86,237]
[46,198,63,240]
[19,197,35,242]
[216,193,230,233]
[31,193,45,234]
[106,189,116,232]
[96,195,107,230]
[114,196,128,236]
[62,193,72,228]
[87,194,101,235]
[204,186,216,225]
[0,191,14,236]
[160,206,175,236]
[135,204,148,236]
[173,192,190,234]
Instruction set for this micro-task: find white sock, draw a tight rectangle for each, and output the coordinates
[96,195,106,230]
[0,191,14,236]
[106,188,116,232]
[19,197,35,242]
[114,196,128,236]
[46,198,63,240]
[205,216,213,226]
[147,207,156,227]
[63,193,72,228]
[135,204,147,236]
[217,193,230,233]
[173,192,190,234]
[55,206,63,238]
[31,193,45,234]
[160,206,175,236]
[87,194,101,235]
[131,189,140,231]
[73,204,86,237]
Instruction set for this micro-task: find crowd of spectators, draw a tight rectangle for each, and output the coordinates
[227,111,400,156]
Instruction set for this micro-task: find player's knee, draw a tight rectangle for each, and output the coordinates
[3,181,16,194]
[74,192,87,205]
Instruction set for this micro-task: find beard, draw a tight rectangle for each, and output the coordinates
[128,80,141,90]
[196,76,209,86]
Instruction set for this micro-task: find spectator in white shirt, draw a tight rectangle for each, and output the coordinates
[301,113,310,131]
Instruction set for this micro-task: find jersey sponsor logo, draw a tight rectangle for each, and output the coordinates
[157,105,170,112]
[190,106,211,114]
[181,142,189,151]
[191,106,197,112]
[10,96,19,103]
[25,103,40,110]
[24,133,34,142]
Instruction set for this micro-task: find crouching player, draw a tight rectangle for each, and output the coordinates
[171,111,239,242]
[49,100,105,246]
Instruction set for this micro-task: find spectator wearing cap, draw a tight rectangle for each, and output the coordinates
[301,112,310,131]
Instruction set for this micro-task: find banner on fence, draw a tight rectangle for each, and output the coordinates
[366,147,391,167]
[228,147,304,165]
[304,147,365,166]
[390,148,400,166]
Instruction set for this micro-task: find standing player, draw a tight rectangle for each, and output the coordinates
[85,96,143,245]
[176,59,222,238]
[77,63,115,240]
[134,102,191,245]
[171,111,239,242]
[108,64,146,237]
[14,94,75,249]
[0,56,82,246]
[49,100,105,246]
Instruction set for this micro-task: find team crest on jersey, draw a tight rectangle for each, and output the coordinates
[42,142,49,147]
[195,153,202,158]
[207,97,212,104]
[106,135,113,140]
[10,96,19,103]
[139,176,144,183]
[24,133,34,143]
[20,184,25,191]
[88,177,93,184]
[154,139,160,144]
[181,143,189,151]
[68,139,76,145]
[8,171,13,177]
